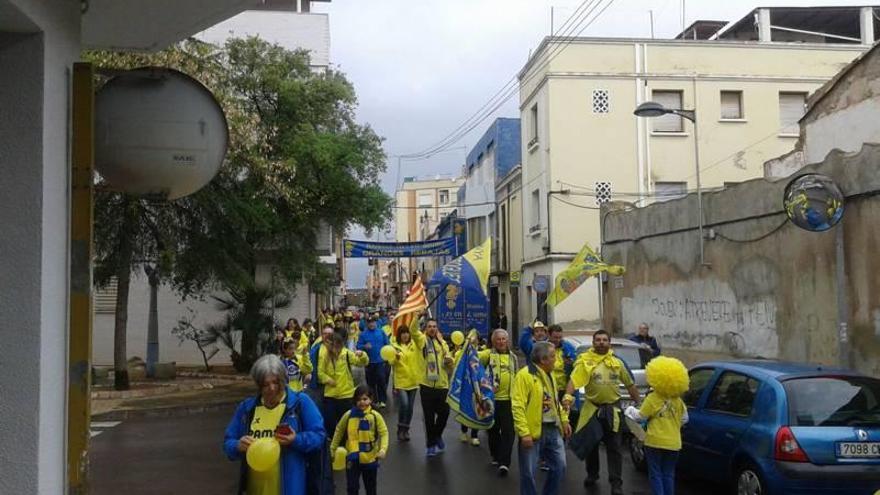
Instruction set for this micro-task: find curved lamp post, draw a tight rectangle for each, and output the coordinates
[634,101,707,266]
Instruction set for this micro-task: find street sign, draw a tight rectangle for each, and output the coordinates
[612,276,624,289]
[533,275,550,294]
[510,271,521,287]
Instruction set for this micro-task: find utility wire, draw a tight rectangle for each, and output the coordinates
[400,0,616,161]
[399,0,603,160]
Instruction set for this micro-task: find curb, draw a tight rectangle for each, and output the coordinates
[93,399,242,421]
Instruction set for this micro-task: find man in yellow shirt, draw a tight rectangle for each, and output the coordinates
[479,328,518,476]
[565,330,640,495]
[512,341,571,495]
[410,317,454,457]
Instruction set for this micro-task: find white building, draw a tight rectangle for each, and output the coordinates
[1,1,292,491]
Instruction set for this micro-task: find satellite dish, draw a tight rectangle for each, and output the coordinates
[95,67,228,200]
[783,173,845,232]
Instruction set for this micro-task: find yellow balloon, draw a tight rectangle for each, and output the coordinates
[246,438,280,473]
[380,345,398,362]
[333,447,348,471]
[451,331,465,346]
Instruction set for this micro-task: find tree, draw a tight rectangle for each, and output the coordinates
[88,38,391,384]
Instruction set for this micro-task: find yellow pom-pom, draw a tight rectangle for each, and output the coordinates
[645,356,689,399]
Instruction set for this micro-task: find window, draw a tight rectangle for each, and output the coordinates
[784,376,880,427]
[654,181,687,202]
[705,372,760,417]
[529,103,539,146]
[500,203,508,270]
[684,368,716,408]
[530,189,541,232]
[652,90,684,132]
[779,92,807,135]
[594,181,612,206]
[438,189,449,205]
[720,90,743,119]
[592,89,610,114]
[417,191,433,208]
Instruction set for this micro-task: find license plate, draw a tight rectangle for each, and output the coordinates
[837,442,880,458]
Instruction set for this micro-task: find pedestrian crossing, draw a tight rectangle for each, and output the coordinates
[90,421,122,438]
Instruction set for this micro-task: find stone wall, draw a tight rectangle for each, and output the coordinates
[602,144,880,377]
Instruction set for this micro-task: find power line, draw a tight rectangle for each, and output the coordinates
[400,0,617,161]
[398,0,602,160]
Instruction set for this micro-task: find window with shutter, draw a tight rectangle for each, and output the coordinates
[720,91,743,120]
[652,90,683,132]
[654,182,687,202]
[779,92,807,135]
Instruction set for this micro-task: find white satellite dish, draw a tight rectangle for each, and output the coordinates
[95,67,228,200]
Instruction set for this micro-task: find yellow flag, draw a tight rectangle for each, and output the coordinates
[462,237,491,297]
[546,243,624,308]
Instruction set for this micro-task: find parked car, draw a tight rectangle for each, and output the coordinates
[677,360,880,495]
[565,335,654,470]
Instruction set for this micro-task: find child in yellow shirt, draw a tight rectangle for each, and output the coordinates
[331,385,389,495]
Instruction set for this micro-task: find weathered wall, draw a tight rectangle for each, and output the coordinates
[602,144,880,376]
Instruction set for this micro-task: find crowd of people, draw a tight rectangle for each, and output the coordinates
[224,308,687,495]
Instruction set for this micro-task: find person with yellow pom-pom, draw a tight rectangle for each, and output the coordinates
[624,356,690,495]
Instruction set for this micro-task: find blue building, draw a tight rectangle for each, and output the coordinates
[459,118,521,249]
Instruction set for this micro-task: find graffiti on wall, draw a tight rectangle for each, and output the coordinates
[622,280,778,358]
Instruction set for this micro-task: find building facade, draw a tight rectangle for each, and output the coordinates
[517,6,876,328]
[492,165,524,342]
[459,118,522,250]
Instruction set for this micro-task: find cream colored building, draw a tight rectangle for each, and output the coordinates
[395,175,462,243]
[518,6,877,328]
[492,165,524,341]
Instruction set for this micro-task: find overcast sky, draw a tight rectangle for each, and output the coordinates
[310,0,873,287]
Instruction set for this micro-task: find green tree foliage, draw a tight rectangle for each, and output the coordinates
[88,38,391,380]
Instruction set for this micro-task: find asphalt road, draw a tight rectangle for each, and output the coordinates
[90,395,717,494]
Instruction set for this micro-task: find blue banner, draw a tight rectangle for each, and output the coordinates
[343,238,459,258]
[447,331,495,430]
[434,285,490,338]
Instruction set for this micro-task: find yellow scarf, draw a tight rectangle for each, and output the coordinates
[577,348,622,374]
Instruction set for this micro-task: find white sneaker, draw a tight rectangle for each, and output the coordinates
[498,465,509,477]
[471,437,480,446]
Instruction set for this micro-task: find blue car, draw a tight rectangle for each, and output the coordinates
[681,361,880,495]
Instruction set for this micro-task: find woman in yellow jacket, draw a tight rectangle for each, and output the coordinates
[319,331,369,435]
[387,325,420,442]
[512,341,571,495]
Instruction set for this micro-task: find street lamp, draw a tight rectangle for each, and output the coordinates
[634,101,708,266]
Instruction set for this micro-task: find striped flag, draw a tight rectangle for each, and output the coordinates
[392,275,427,339]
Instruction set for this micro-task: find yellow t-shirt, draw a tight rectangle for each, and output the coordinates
[640,393,686,451]
[247,395,286,495]
[479,350,517,400]
[552,351,567,392]
[570,355,634,405]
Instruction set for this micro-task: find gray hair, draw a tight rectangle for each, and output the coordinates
[251,354,288,387]
[491,328,509,340]
[531,341,555,364]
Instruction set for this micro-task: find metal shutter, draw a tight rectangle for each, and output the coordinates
[720,91,743,119]
[779,93,806,134]
[652,91,683,132]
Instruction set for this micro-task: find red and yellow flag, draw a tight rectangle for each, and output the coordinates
[392,275,427,339]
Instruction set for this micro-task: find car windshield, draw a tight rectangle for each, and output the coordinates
[784,376,880,427]
[576,344,645,370]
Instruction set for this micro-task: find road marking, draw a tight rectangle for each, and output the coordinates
[90,421,122,438]
[91,421,121,428]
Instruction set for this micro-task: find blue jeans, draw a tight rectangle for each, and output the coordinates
[645,447,679,495]
[396,388,417,428]
[518,425,566,495]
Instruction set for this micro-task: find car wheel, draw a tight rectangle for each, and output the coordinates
[628,435,647,472]
[734,463,764,495]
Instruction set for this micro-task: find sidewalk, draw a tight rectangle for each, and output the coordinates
[92,377,254,420]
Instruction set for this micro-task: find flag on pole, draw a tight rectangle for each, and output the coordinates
[392,275,428,339]
[447,330,495,430]
[546,243,625,308]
